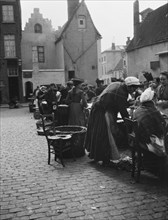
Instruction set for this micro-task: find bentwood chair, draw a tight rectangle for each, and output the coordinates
[124,118,141,182]
[41,114,75,167]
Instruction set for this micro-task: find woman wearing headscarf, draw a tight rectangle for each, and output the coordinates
[133,87,166,156]
[84,76,140,165]
[65,78,87,126]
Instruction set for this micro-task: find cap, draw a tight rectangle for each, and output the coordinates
[125,76,140,86]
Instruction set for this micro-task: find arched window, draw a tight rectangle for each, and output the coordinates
[34,23,42,33]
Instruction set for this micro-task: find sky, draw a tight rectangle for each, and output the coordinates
[20,0,168,51]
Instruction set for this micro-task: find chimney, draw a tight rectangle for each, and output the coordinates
[133,0,140,43]
[112,43,115,50]
[67,0,79,20]
[140,8,153,22]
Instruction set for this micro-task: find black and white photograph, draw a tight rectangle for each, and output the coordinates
[0,0,168,219]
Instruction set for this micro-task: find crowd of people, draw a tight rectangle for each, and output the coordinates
[84,72,168,167]
[33,71,168,168]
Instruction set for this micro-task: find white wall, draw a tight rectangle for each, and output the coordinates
[22,69,65,96]
[127,42,168,81]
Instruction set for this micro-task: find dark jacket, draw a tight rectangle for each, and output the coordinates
[94,82,129,120]
[133,101,165,145]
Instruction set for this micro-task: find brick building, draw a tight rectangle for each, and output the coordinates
[0,0,23,104]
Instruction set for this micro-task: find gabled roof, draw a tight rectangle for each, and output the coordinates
[106,58,124,75]
[113,58,123,71]
[102,45,126,53]
[126,3,168,52]
[55,0,101,44]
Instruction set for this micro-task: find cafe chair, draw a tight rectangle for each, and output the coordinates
[124,117,166,182]
[41,114,75,167]
[124,118,141,182]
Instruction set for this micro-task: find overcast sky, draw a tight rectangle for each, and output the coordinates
[20,0,167,51]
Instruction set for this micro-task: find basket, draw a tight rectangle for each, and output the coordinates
[55,125,87,157]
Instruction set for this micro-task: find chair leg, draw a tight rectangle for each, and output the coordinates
[131,149,135,178]
[60,152,65,167]
[136,150,142,183]
[59,140,65,167]
[48,146,51,165]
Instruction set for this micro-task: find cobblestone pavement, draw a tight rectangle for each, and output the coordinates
[0,107,168,220]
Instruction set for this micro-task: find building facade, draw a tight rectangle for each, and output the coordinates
[55,0,102,85]
[126,0,168,81]
[21,8,65,100]
[100,43,126,85]
[0,0,23,104]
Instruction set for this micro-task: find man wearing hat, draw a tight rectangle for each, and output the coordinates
[85,76,140,165]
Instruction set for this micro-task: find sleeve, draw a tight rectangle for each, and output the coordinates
[117,93,129,119]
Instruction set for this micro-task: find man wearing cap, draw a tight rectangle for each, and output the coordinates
[84,76,140,165]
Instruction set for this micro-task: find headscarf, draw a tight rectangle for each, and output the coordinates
[140,87,154,103]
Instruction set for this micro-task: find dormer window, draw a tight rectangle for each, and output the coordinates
[78,15,86,29]
[34,23,42,33]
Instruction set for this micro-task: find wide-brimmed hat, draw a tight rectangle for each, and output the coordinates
[125,76,140,86]
[67,80,73,86]
[71,78,84,85]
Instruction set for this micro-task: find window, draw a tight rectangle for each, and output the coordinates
[32,46,45,63]
[7,67,18,77]
[37,46,45,63]
[2,5,14,22]
[34,23,42,33]
[78,15,86,29]
[68,71,75,80]
[4,35,16,57]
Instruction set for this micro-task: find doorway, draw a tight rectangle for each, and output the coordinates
[68,71,75,80]
[25,81,33,101]
[8,77,19,102]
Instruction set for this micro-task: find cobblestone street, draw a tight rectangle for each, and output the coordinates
[0,107,168,220]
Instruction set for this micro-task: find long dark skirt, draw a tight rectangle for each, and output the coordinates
[84,106,120,162]
[69,102,85,126]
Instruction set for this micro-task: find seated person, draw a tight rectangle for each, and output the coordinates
[133,87,166,157]
[156,71,168,115]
